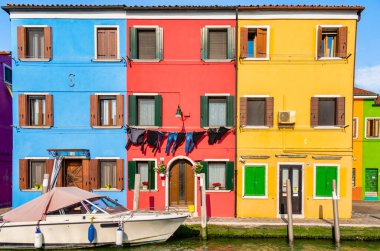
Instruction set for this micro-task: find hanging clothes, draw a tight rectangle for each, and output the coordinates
[217,126,229,140]
[165,132,178,154]
[173,132,186,152]
[187,131,206,152]
[141,130,165,153]
[126,127,146,148]
[207,128,218,145]
[184,132,193,153]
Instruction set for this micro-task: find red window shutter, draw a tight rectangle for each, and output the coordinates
[311,97,319,127]
[240,97,248,127]
[82,159,91,191]
[90,160,99,190]
[19,159,29,190]
[17,26,26,59]
[90,95,99,127]
[317,26,323,58]
[240,27,248,59]
[336,97,345,126]
[116,159,124,190]
[44,27,52,60]
[256,28,267,58]
[108,29,117,59]
[18,94,28,126]
[46,94,54,127]
[265,97,274,127]
[116,95,124,127]
[337,26,348,58]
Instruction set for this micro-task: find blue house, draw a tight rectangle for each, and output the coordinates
[3,4,127,207]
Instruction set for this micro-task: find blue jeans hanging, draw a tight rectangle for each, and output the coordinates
[165,132,178,154]
[185,132,194,153]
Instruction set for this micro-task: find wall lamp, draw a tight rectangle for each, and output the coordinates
[175,105,190,120]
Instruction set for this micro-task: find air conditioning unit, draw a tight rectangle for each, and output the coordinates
[278,111,296,124]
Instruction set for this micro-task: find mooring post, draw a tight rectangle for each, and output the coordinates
[199,173,208,240]
[42,174,50,194]
[332,179,340,243]
[286,179,294,244]
[133,174,141,211]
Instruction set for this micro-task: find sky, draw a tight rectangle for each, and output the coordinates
[0,0,379,92]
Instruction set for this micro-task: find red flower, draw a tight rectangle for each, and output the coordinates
[142,181,149,186]
[212,182,221,187]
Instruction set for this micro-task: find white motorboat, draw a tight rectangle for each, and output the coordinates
[0,187,188,248]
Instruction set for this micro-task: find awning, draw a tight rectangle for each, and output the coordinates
[47,149,90,159]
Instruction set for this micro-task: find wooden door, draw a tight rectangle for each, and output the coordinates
[64,160,83,189]
[279,165,302,214]
[169,160,194,206]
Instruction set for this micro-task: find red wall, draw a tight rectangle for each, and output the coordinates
[127,19,236,217]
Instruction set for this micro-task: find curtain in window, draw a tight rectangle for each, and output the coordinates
[111,99,116,125]
[100,99,109,125]
[137,30,156,59]
[100,161,116,188]
[318,98,336,126]
[31,99,39,125]
[138,98,155,126]
[208,30,227,59]
[248,99,265,126]
[138,162,149,186]
[30,98,45,125]
[30,161,46,187]
[209,98,226,126]
[27,28,44,58]
[208,163,226,188]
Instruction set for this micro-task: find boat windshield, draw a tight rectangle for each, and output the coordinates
[85,197,127,214]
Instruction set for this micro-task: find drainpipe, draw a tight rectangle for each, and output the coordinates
[234,6,238,218]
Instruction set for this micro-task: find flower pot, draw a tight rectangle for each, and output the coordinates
[196,173,201,177]
[214,186,220,190]
[160,173,165,177]
[142,185,148,190]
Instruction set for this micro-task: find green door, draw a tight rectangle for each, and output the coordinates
[365,169,378,200]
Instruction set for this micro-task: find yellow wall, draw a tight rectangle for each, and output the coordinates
[237,18,357,218]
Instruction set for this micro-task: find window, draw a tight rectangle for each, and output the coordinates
[352,168,356,188]
[90,94,124,127]
[353,117,358,139]
[201,27,234,60]
[200,161,234,190]
[17,26,52,60]
[317,26,347,58]
[366,118,380,138]
[310,97,345,127]
[18,94,53,127]
[128,95,162,127]
[129,27,163,60]
[243,165,266,197]
[96,27,119,60]
[100,161,116,189]
[240,27,268,59]
[3,64,12,85]
[128,161,156,190]
[200,96,234,127]
[19,159,51,190]
[315,165,338,198]
[29,160,46,189]
[240,97,274,127]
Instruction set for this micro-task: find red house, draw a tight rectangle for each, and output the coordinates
[126,7,236,217]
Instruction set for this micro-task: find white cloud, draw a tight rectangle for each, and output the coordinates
[356,65,380,93]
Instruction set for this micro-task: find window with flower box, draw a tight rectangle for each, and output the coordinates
[200,161,234,190]
[128,160,156,190]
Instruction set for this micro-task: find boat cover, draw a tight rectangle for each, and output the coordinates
[1,187,100,222]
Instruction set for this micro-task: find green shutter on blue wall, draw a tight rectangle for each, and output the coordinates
[128,161,137,190]
[225,161,234,190]
[148,161,156,190]
[201,27,208,60]
[129,27,137,59]
[128,95,137,126]
[227,96,235,127]
[154,95,162,127]
[200,96,209,127]
[200,161,209,189]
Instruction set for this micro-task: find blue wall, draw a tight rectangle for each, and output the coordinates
[11,18,127,207]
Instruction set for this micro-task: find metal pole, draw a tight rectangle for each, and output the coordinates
[42,174,49,194]
[133,174,141,211]
[332,179,340,243]
[286,179,294,244]
[199,173,207,240]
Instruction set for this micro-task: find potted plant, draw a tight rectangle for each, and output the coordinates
[192,162,203,176]
[105,183,111,190]
[142,181,149,190]
[155,162,166,177]
[34,183,41,190]
[212,182,221,190]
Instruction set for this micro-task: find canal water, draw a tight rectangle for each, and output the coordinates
[91,238,380,250]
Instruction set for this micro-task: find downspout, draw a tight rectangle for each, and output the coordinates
[234,6,238,218]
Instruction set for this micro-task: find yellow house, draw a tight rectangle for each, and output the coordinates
[236,5,364,219]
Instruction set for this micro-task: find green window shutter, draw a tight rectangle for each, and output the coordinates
[128,161,137,190]
[201,27,208,60]
[227,96,235,127]
[156,27,163,60]
[316,166,337,197]
[129,27,137,59]
[200,161,209,189]
[200,96,209,127]
[244,165,266,196]
[128,95,137,126]
[326,166,338,197]
[148,161,156,190]
[227,27,235,59]
[225,161,234,190]
[154,95,162,127]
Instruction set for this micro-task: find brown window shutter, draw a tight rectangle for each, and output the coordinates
[18,94,28,126]
[265,97,274,127]
[336,97,345,126]
[46,94,54,127]
[55,168,63,187]
[317,26,323,58]
[45,159,54,188]
[256,28,267,58]
[311,97,319,127]
[17,26,26,59]
[240,27,248,59]
[116,95,124,127]
[90,159,99,190]
[337,26,348,58]
[116,159,124,190]
[90,95,99,127]
[108,29,117,59]
[240,97,248,127]
[44,27,52,60]
[82,159,91,191]
[97,28,107,59]
[19,159,29,190]
[366,120,371,137]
